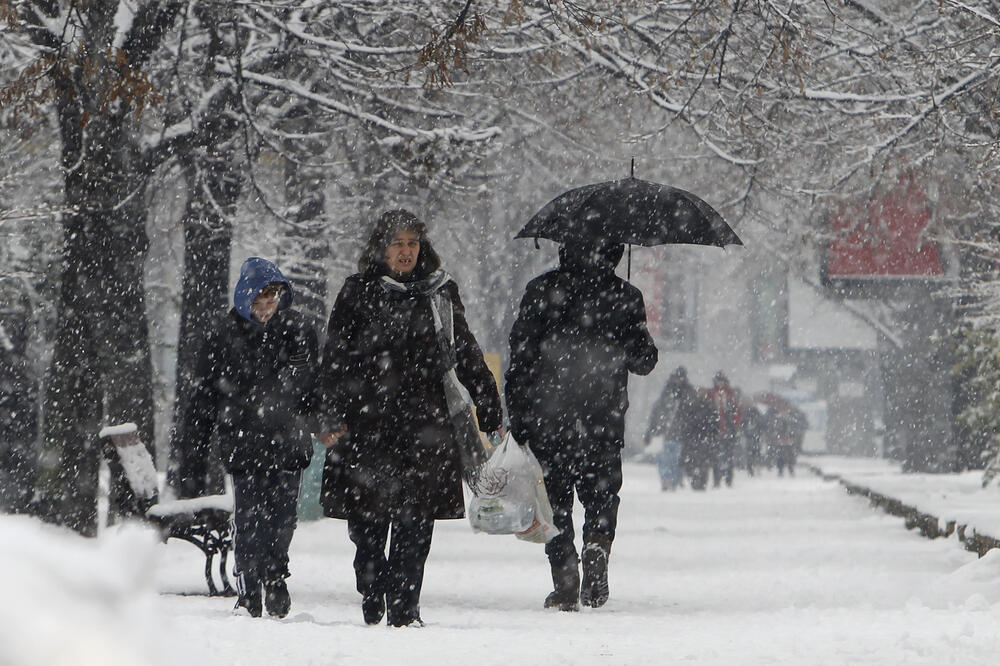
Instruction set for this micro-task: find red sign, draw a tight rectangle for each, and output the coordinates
[826,177,942,279]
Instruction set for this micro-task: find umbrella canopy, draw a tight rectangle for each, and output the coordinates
[516,177,742,248]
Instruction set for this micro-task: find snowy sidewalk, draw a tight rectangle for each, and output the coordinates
[7,463,1000,665]
[801,454,1000,555]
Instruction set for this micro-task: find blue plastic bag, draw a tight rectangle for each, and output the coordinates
[297,437,326,521]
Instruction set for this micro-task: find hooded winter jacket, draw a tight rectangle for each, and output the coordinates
[317,263,502,521]
[186,258,318,474]
[505,242,658,449]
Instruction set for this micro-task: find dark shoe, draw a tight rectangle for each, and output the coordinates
[235,587,262,618]
[544,588,580,612]
[386,594,421,627]
[264,579,291,618]
[544,562,580,611]
[362,593,385,625]
[580,543,609,608]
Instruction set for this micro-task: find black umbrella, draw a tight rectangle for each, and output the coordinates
[516,176,742,248]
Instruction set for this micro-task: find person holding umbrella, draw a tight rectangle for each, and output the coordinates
[505,238,658,611]
[509,172,741,611]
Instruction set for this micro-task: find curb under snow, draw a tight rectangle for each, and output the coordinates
[802,456,1000,558]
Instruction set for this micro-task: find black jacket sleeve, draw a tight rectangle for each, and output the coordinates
[504,277,549,442]
[645,385,672,443]
[622,284,658,376]
[284,312,320,432]
[448,282,503,432]
[316,277,363,431]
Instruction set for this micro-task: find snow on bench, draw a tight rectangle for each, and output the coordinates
[101,423,235,596]
[146,494,234,517]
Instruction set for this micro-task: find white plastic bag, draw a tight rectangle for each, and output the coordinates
[513,444,560,544]
[468,433,560,543]
[468,434,537,534]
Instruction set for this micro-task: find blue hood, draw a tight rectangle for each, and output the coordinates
[233,257,293,322]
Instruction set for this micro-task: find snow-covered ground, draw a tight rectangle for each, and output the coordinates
[6,462,1000,665]
[803,454,1000,539]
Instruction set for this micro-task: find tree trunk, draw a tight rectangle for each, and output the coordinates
[167,157,237,498]
[37,101,156,534]
[279,136,329,336]
[165,7,243,498]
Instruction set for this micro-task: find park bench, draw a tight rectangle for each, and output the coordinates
[100,423,235,596]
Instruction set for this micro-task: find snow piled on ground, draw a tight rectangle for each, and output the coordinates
[6,462,1000,665]
[0,516,169,666]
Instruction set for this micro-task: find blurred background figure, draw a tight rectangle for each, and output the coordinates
[707,372,741,488]
[644,366,694,491]
[739,395,766,477]
[768,403,809,477]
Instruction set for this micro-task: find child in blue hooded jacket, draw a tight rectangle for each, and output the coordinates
[186,257,318,618]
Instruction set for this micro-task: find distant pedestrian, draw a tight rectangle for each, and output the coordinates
[672,383,718,492]
[769,406,808,476]
[316,209,502,627]
[645,366,693,491]
[741,399,766,477]
[506,239,657,611]
[707,372,741,487]
[185,257,318,618]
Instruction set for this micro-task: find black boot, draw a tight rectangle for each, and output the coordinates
[235,571,262,618]
[362,592,386,625]
[264,579,291,618]
[543,562,580,612]
[386,595,423,627]
[580,538,610,608]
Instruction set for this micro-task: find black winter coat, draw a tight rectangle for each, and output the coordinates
[317,271,502,521]
[676,387,719,469]
[187,308,318,474]
[505,246,658,451]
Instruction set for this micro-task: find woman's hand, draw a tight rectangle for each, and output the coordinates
[316,426,348,448]
[487,426,506,448]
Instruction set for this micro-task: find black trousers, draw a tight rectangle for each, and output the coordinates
[231,469,301,591]
[712,435,736,487]
[347,511,434,625]
[532,440,622,571]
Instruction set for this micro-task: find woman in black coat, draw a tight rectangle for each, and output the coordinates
[316,209,502,627]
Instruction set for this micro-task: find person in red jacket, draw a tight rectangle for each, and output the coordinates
[707,372,742,488]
